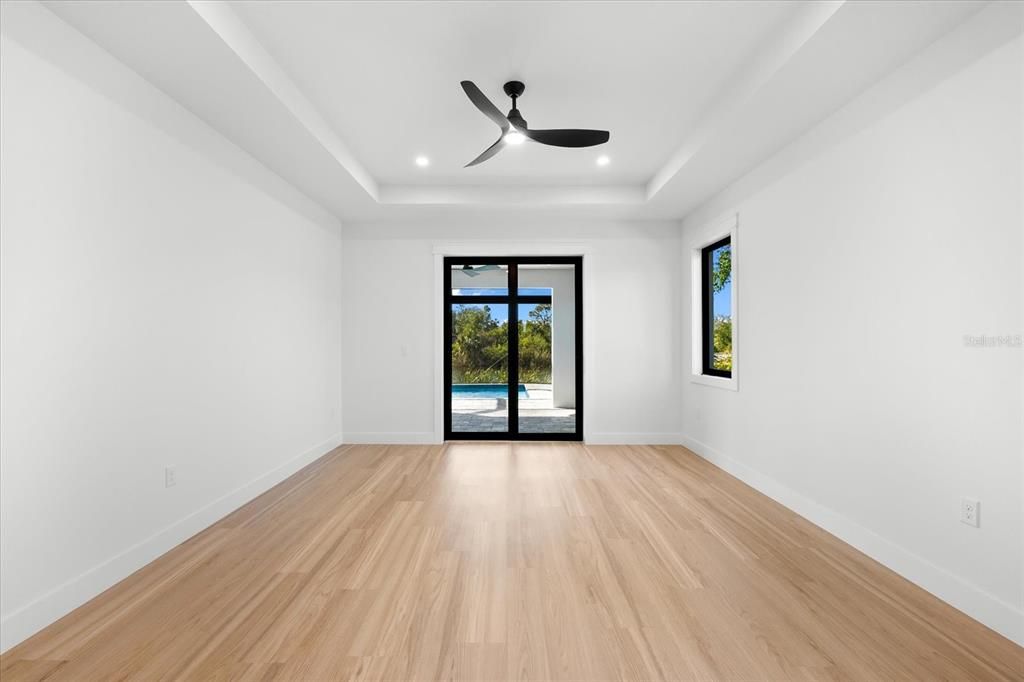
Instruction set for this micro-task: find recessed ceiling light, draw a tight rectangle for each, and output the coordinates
[504,130,526,145]
[596,155,610,167]
[415,155,430,167]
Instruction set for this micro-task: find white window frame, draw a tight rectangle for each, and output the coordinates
[432,241,595,443]
[689,214,738,391]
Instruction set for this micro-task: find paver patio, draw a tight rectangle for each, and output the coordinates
[451,384,576,434]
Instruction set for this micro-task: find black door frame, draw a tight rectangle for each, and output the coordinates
[444,256,583,441]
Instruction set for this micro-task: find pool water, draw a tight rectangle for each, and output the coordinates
[452,384,529,400]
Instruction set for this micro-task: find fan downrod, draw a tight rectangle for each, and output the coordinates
[503,81,528,128]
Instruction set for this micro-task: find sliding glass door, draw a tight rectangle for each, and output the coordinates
[444,257,582,440]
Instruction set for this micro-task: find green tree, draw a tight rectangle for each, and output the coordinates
[519,304,552,383]
[710,245,732,370]
[451,305,507,383]
[712,315,732,371]
[712,245,731,294]
[450,303,554,384]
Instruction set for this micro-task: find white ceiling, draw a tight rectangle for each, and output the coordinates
[39,0,994,222]
[229,0,799,186]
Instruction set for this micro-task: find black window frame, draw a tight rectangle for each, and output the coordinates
[701,236,732,379]
[444,256,583,441]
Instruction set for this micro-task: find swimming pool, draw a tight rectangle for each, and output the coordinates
[452,384,528,400]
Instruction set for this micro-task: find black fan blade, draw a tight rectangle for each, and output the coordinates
[523,128,609,148]
[465,135,505,167]
[461,81,510,131]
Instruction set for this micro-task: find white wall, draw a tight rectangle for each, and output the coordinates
[341,223,682,444]
[524,267,576,408]
[680,36,1023,644]
[0,3,343,651]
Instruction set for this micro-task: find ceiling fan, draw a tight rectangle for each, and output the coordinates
[458,264,501,278]
[460,80,610,167]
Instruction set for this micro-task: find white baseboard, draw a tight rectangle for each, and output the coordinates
[343,432,682,446]
[344,432,440,444]
[585,432,682,445]
[679,434,1024,647]
[0,432,345,653]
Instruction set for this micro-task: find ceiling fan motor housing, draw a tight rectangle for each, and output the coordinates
[507,109,528,130]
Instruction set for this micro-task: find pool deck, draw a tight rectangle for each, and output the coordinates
[451,384,576,434]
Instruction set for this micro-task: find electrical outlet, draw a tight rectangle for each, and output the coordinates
[165,466,177,488]
[960,497,979,527]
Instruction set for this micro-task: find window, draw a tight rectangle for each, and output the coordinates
[690,214,737,389]
[701,236,732,378]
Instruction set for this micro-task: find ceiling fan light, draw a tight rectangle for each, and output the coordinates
[504,130,526,145]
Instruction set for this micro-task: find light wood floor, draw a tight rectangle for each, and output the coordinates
[2,443,1021,681]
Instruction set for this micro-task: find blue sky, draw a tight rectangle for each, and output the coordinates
[455,284,730,321]
[711,244,731,317]
[471,303,545,324]
[452,289,551,324]
[714,280,731,316]
[453,302,548,324]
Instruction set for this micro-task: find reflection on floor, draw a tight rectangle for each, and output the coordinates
[451,384,576,434]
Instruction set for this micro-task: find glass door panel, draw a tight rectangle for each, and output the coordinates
[449,303,509,434]
[517,263,577,435]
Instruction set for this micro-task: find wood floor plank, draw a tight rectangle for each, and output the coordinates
[2,442,1021,681]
